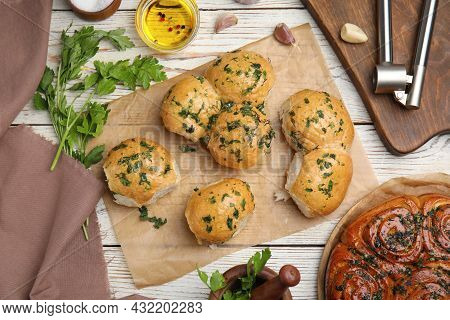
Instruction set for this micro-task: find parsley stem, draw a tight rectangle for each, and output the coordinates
[49,92,94,171]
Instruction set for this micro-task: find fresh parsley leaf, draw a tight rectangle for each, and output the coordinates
[33,93,47,110]
[83,144,105,169]
[84,72,99,89]
[96,78,116,96]
[197,269,226,292]
[98,28,134,51]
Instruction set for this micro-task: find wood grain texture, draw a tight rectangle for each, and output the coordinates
[302,0,450,154]
[53,0,304,10]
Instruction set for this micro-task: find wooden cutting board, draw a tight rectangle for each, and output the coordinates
[302,0,449,155]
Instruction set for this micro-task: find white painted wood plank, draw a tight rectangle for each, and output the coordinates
[14,9,372,124]
[53,0,304,11]
[106,246,320,300]
[26,125,450,246]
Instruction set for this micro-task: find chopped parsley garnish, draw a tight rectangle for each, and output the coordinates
[179,144,197,153]
[112,143,127,151]
[202,215,213,223]
[163,164,171,174]
[227,217,233,230]
[116,173,131,186]
[139,206,149,220]
[241,198,246,210]
[195,75,205,83]
[139,172,151,188]
[138,206,167,229]
[317,110,324,118]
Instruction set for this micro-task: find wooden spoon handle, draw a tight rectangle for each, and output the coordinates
[250,265,301,300]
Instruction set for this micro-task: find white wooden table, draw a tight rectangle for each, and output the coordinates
[17,0,449,299]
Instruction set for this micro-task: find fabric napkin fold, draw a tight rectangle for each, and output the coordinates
[0,0,110,299]
[0,126,110,299]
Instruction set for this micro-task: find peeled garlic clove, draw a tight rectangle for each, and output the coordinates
[215,12,238,33]
[234,0,260,4]
[274,23,295,45]
[340,23,368,44]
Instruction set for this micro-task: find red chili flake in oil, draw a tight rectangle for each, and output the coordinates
[176,25,181,29]
[160,17,165,22]
[168,27,173,32]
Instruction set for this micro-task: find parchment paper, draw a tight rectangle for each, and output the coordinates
[90,24,379,288]
[317,172,450,299]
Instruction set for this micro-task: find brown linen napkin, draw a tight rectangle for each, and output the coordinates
[0,0,111,299]
[0,0,52,136]
[0,126,110,299]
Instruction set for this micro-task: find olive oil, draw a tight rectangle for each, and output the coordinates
[136,0,199,52]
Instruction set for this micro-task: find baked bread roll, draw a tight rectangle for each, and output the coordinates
[280,89,354,152]
[103,138,180,207]
[161,75,221,142]
[205,50,275,106]
[185,178,255,244]
[285,149,353,217]
[207,103,275,169]
[326,194,450,300]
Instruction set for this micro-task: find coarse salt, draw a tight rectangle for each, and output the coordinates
[70,0,115,13]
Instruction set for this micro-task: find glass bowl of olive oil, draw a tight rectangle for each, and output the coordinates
[136,0,200,53]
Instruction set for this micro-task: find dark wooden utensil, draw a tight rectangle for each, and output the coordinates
[250,265,301,300]
[302,0,449,155]
[208,264,300,300]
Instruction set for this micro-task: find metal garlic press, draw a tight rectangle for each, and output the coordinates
[373,0,438,109]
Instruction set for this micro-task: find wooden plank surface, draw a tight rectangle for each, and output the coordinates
[14,0,449,299]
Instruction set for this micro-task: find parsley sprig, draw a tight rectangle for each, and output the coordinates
[197,248,272,299]
[33,25,166,171]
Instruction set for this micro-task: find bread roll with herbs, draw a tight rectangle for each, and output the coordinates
[185,178,255,244]
[161,75,221,142]
[205,50,275,106]
[280,89,354,152]
[103,138,180,207]
[285,149,353,217]
[207,102,275,169]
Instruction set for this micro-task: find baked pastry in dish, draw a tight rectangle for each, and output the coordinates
[326,194,450,300]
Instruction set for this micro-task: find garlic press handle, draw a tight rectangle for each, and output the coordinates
[404,0,439,109]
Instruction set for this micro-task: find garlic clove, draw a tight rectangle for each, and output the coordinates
[215,12,238,33]
[340,23,368,44]
[274,23,296,45]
